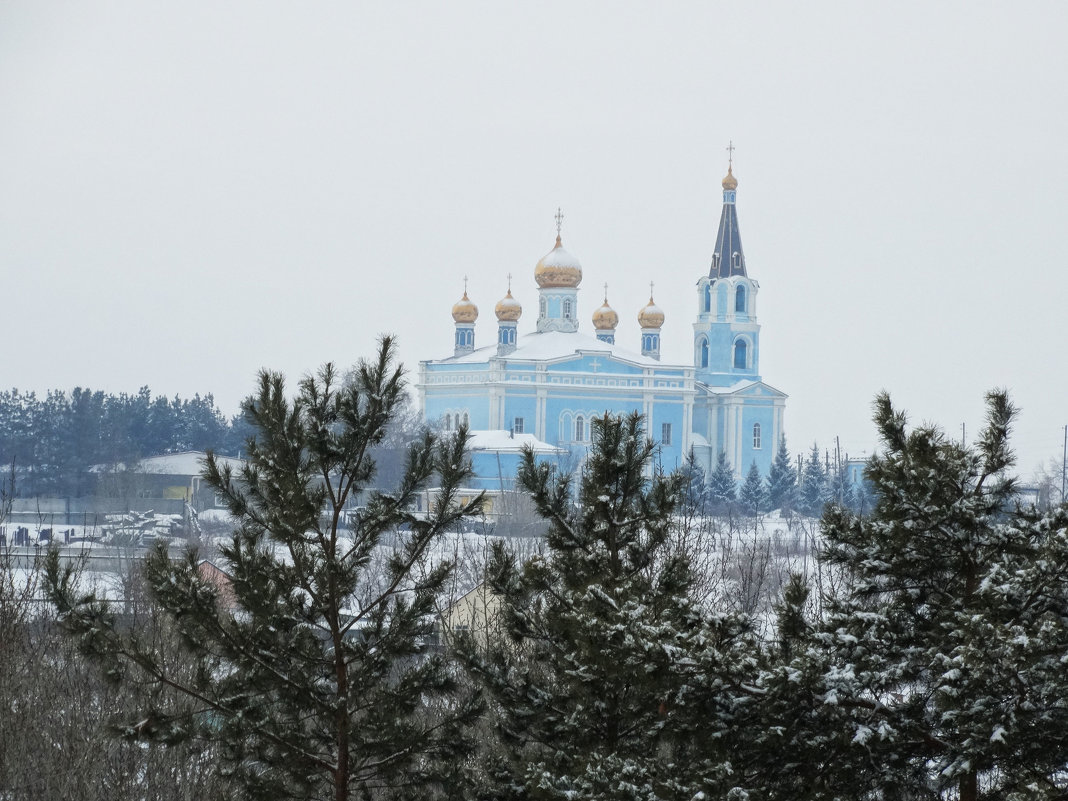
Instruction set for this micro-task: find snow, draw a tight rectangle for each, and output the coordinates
[468,430,565,454]
[433,330,667,367]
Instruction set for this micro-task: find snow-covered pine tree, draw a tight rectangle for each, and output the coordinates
[765,435,797,514]
[468,412,755,801]
[47,338,483,801]
[798,443,826,517]
[739,460,767,516]
[707,449,737,515]
[806,391,1068,799]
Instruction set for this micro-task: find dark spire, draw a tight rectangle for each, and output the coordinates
[710,158,747,279]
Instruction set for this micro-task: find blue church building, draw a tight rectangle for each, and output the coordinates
[416,161,786,495]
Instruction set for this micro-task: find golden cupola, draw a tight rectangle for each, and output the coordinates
[451,291,478,323]
[534,234,583,289]
[722,164,738,191]
[638,295,665,329]
[592,293,618,330]
[494,288,522,322]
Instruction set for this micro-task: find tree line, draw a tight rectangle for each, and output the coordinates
[5,339,1067,799]
[0,387,250,497]
[683,437,872,519]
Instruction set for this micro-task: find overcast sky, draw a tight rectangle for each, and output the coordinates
[2,2,1066,473]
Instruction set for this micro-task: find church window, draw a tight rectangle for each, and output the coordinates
[563,298,572,319]
[735,285,746,313]
[540,297,546,316]
[443,414,452,431]
[753,423,761,449]
[661,423,672,446]
[704,283,712,312]
[513,417,525,434]
[454,413,461,430]
[462,411,469,428]
[575,415,585,442]
[732,252,741,271]
[733,339,748,369]
[699,338,709,368]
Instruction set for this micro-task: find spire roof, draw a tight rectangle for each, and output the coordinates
[710,159,746,279]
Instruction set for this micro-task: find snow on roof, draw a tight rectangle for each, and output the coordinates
[468,430,565,454]
[138,451,245,476]
[429,330,674,368]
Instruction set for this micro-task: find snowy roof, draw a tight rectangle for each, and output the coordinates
[699,379,788,398]
[468,430,565,455]
[428,330,676,368]
[138,451,245,476]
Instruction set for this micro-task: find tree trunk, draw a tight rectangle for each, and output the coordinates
[959,768,977,801]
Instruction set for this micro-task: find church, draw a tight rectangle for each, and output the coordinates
[416,160,786,494]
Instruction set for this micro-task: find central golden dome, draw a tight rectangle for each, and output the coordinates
[451,291,478,323]
[638,296,664,329]
[495,288,522,322]
[534,235,583,289]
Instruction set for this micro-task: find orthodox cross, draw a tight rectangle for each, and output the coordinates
[507,272,512,292]
[649,280,655,300]
[603,282,609,302]
[555,207,564,236]
[726,140,735,168]
[463,275,469,294]
[589,358,601,373]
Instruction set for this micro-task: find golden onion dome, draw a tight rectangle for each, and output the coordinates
[592,295,618,330]
[534,235,583,289]
[495,288,522,322]
[722,164,738,191]
[638,296,665,329]
[451,290,478,323]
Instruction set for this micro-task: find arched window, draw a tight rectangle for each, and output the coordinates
[575,415,585,442]
[735,285,746,313]
[462,411,469,428]
[699,338,709,368]
[753,423,761,449]
[540,297,547,316]
[732,251,741,271]
[563,298,572,319]
[454,413,461,430]
[704,283,712,312]
[733,339,748,369]
[443,414,452,431]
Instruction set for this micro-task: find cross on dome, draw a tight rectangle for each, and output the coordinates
[726,140,735,168]
[555,207,564,236]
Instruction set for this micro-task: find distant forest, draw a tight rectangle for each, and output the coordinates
[0,388,252,497]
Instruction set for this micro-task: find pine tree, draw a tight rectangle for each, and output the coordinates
[468,412,754,800]
[739,460,767,516]
[707,449,737,514]
[47,338,483,801]
[679,445,708,516]
[798,443,826,517]
[765,435,797,514]
[794,391,1068,799]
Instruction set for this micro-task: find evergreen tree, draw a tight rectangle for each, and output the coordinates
[679,445,708,516]
[765,435,797,513]
[788,391,1068,799]
[798,443,826,517]
[48,338,483,801]
[739,460,767,516]
[469,412,755,800]
[707,449,737,514]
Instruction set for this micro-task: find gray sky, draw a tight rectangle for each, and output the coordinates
[2,2,1066,474]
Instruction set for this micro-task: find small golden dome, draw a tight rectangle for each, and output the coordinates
[495,288,522,322]
[534,235,583,289]
[451,291,478,323]
[638,296,665,329]
[722,164,738,191]
[592,294,618,330]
